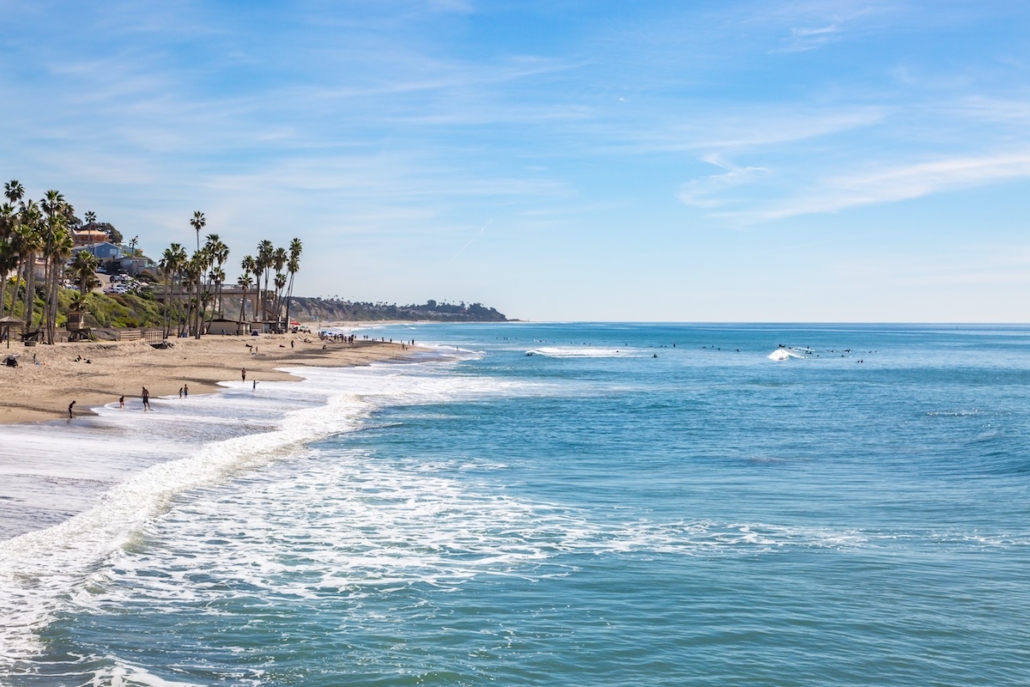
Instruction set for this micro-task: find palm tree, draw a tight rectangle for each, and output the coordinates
[283,238,302,329]
[180,254,201,337]
[193,246,214,336]
[240,254,257,322]
[190,211,206,253]
[70,250,99,296]
[83,210,96,228]
[204,233,229,321]
[273,272,287,323]
[40,190,68,342]
[236,272,252,326]
[271,246,288,326]
[161,243,187,337]
[209,265,225,319]
[45,227,73,343]
[0,203,15,318]
[18,202,43,333]
[159,244,183,338]
[183,251,208,338]
[256,240,274,319]
[4,180,24,205]
[158,253,172,336]
[69,290,89,313]
[3,181,25,319]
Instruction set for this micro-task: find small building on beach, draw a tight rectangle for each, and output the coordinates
[207,318,250,336]
[0,316,22,349]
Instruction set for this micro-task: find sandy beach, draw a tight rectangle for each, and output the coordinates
[0,333,419,424]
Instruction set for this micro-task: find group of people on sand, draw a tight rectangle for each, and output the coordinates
[69,375,259,419]
[61,329,393,420]
[318,332,355,344]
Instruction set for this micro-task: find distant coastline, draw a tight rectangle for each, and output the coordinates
[289,297,507,323]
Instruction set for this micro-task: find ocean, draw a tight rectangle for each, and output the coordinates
[2,323,1029,686]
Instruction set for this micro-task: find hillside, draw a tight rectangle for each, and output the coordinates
[285,297,508,323]
[3,290,508,333]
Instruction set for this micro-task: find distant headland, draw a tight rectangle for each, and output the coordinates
[290,297,507,323]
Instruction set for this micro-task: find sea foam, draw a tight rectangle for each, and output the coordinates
[0,358,548,670]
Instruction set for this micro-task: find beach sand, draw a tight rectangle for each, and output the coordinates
[0,333,419,424]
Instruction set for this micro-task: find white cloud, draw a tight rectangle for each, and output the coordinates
[679,155,768,208]
[776,23,841,52]
[732,152,1030,222]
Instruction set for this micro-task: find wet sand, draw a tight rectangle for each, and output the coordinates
[0,333,418,424]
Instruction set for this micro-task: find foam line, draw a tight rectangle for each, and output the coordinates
[0,393,371,667]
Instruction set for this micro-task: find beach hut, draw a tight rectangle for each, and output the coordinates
[0,316,21,349]
[207,318,254,336]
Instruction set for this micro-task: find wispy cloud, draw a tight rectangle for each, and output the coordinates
[776,23,841,52]
[679,155,768,208]
[591,107,888,156]
[726,152,1030,222]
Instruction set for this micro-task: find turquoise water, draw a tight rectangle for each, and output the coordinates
[4,324,1030,685]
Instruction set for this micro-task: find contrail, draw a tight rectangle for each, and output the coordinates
[449,219,492,264]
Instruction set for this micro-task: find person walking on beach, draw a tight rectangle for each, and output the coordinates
[253,379,257,390]
[142,387,151,411]
[179,387,183,399]
[184,383,189,397]
[68,400,75,418]
[119,395,125,408]
[241,368,246,382]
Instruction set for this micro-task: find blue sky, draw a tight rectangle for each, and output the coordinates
[2,1,1029,321]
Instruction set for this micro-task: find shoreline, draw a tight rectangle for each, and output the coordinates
[0,333,422,425]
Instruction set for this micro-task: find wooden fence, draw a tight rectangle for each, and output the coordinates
[93,328,167,343]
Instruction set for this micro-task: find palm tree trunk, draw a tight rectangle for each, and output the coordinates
[162,273,170,338]
[178,275,187,337]
[45,253,58,344]
[238,286,247,326]
[176,274,184,337]
[23,252,36,330]
[0,272,7,322]
[195,277,204,338]
[10,256,24,319]
[284,272,296,331]
[36,253,50,333]
[1,255,11,318]
[44,258,55,344]
[179,281,189,338]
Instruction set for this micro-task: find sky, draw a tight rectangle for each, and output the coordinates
[2,0,1029,322]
